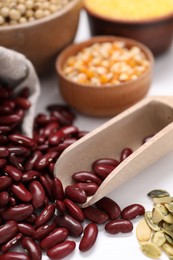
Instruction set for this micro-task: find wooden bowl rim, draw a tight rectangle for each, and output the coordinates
[0,0,82,31]
[84,4,173,25]
[56,35,154,90]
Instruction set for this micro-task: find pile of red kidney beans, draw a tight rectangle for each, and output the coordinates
[0,86,145,260]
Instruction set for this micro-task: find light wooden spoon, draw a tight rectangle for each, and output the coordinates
[54,96,173,207]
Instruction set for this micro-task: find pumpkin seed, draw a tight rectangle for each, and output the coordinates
[162,242,173,256]
[163,214,173,224]
[165,234,173,245]
[163,228,173,239]
[162,222,173,232]
[165,203,173,213]
[145,211,160,231]
[151,230,166,246]
[153,196,173,204]
[148,190,170,198]
[155,204,168,215]
[136,218,152,242]
[140,241,162,259]
[152,207,163,224]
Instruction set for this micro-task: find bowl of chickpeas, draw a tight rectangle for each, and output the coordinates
[55,36,154,117]
[84,0,173,55]
[0,0,82,74]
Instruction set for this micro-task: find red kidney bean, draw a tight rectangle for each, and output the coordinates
[0,191,10,207]
[4,165,22,181]
[34,222,57,240]
[8,153,24,172]
[120,148,133,161]
[1,233,23,252]
[52,178,64,201]
[34,151,58,170]
[77,130,89,138]
[7,146,30,156]
[0,220,18,244]
[24,151,42,171]
[96,197,121,220]
[22,237,42,260]
[105,219,133,234]
[13,97,31,109]
[44,196,49,206]
[18,87,30,98]
[55,200,66,215]
[63,138,77,145]
[0,114,21,125]
[0,158,7,168]
[39,175,53,200]
[9,196,17,206]
[93,164,116,179]
[40,227,68,250]
[83,206,109,224]
[0,126,11,134]
[0,87,10,98]
[11,183,32,202]
[55,214,83,237]
[35,113,56,126]
[47,240,76,260]
[0,105,13,115]
[48,130,64,146]
[93,158,119,168]
[72,171,102,186]
[0,176,12,190]
[0,135,8,145]
[60,125,78,137]
[79,223,98,252]
[18,222,35,237]
[8,134,36,149]
[1,204,34,222]
[0,252,30,260]
[74,182,98,196]
[50,110,74,126]
[64,199,84,222]
[25,213,37,224]
[35,204,55,227]
[22,170,40,182]
[0,147,9,157]
[29,181,45,209]
[49,143,70,154]
[121,204,145,220]
[65,185,87,204]
[2,99,16,109]
[43,122,60,137]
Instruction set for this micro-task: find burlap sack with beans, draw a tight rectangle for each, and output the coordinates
[0,47,40,137]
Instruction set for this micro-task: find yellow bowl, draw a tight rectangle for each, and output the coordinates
[84,1,173,55]
[0,0,82,75]
[56,36,154,117]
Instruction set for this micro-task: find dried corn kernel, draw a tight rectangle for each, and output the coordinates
[63,41,150,86]
[84,0,173,20]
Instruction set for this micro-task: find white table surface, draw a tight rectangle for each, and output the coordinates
[39,10,173,260]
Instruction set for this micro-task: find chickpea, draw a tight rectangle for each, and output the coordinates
[0,0,71,25]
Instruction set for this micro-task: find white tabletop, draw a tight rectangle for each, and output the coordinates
[39,10,173,260]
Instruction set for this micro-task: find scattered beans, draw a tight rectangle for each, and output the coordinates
[105,219,133,234]
[47,240,76,260]
[0,85,147,259]
[121,203,145,220]
[79,223,98,252]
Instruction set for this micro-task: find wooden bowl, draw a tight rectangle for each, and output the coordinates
[84,4,173,56]
[55,36,154,117]
[0,0,82,75]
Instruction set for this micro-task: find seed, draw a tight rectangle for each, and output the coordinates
[144,211,160,231]
[140,242,162,259]
[153,196,173,204]
[151,231,166,247]
[136,218,151,242]
[162,242,173,256]
[147,189,170,198]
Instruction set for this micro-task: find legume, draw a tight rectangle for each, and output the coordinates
[0,0,72,26]
[63,41,150,86]
[0,84,147,259]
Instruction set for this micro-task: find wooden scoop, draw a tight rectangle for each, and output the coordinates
[54,96,173,207]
